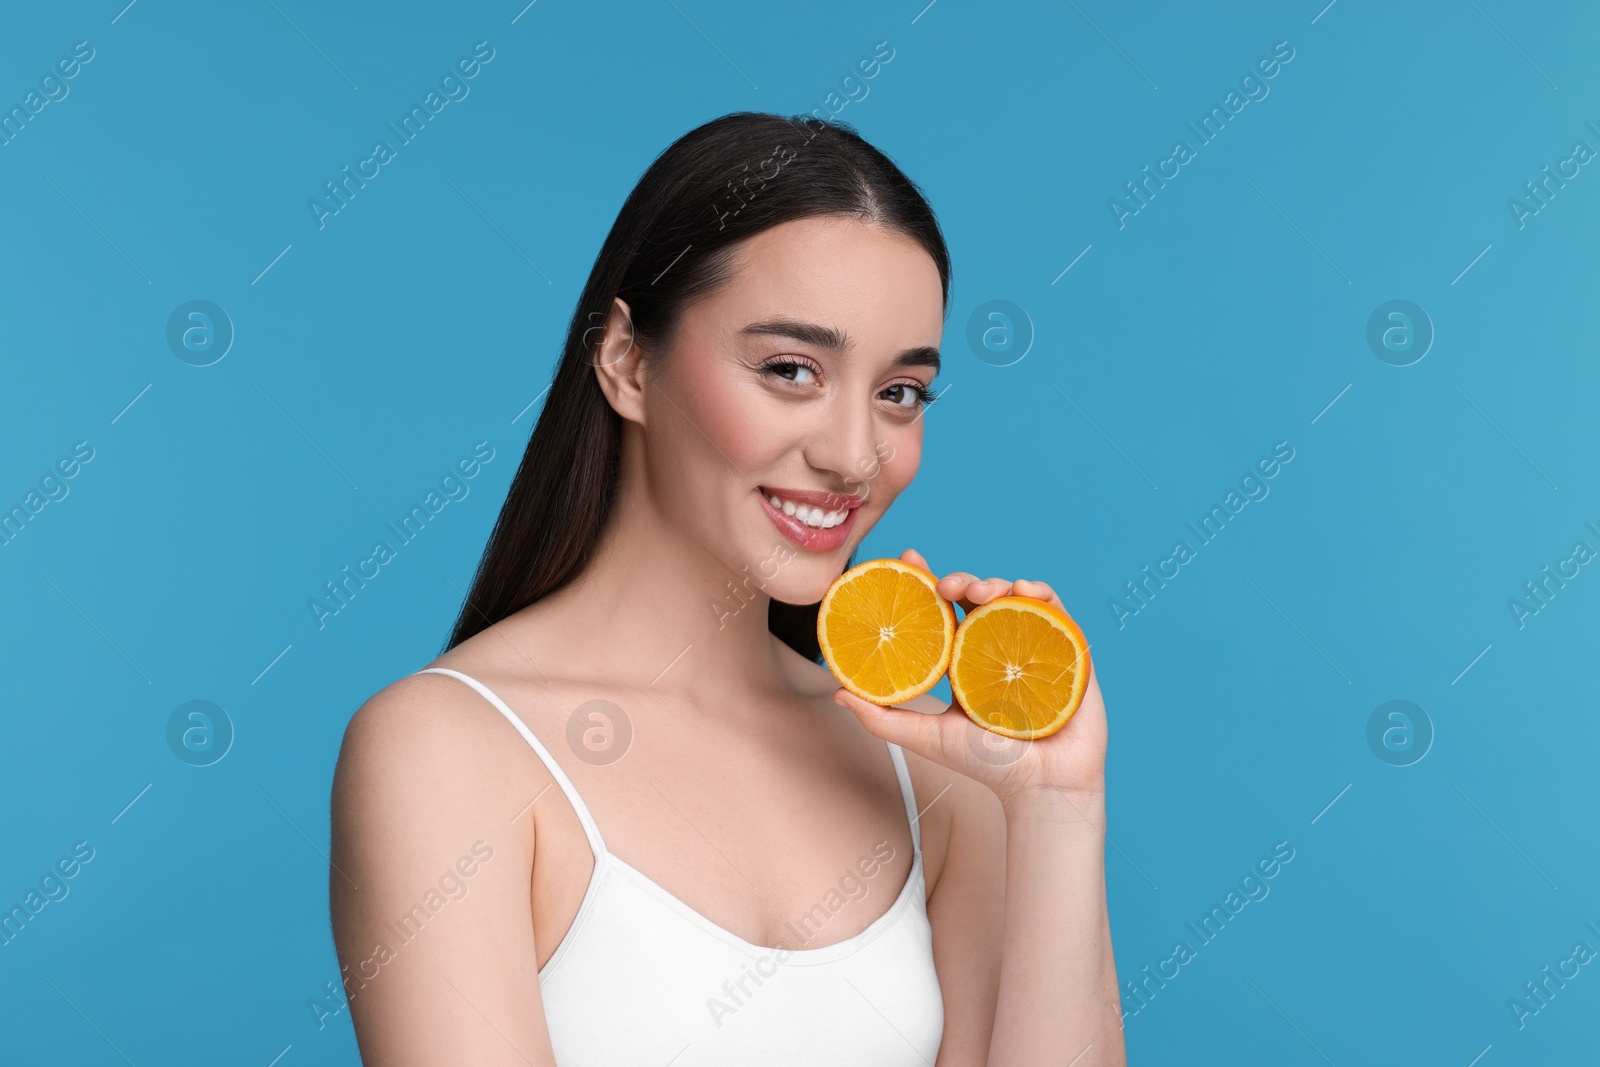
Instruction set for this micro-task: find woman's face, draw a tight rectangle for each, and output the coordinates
[636,214,945,606]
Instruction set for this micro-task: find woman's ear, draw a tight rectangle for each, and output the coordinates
[591,296,647,425]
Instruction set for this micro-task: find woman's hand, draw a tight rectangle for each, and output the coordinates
[832,548,1107,811]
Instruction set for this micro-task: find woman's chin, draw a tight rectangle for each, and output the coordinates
[757,571,835,608]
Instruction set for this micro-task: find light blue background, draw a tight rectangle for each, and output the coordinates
[2,1,1596,1063]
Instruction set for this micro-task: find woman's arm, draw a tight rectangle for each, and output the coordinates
[329,673,558,1066]
[837,552,1127,1066]
[988,787,1123,1065]
[898,694,1124,1067]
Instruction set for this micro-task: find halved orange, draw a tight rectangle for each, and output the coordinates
[949,596,1091,739]
[817,558,956,705]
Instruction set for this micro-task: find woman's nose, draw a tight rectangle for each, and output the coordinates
[805,396,885,494]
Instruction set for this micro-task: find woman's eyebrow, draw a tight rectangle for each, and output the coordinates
[739,318,941,373]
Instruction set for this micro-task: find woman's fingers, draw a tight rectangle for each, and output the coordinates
[967,577,1013,605]
[833,688,951,760]
[1011,577,1065,612]
[912,558,1067,617]
[900,547,932,572]
[935,571,982,613]
[834,687,1045,794]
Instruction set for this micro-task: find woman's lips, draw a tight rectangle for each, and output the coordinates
[755,487,859,551]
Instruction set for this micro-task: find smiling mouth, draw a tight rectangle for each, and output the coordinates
[755,486,865,550]
[758,487,863,529]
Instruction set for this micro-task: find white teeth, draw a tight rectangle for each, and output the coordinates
[801,507,845,529]
[765,492,849,529]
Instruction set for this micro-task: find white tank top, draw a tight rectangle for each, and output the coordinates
[415,667,946,1064]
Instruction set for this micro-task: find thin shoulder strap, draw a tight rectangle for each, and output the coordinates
[885,741,922,855]
[414,667,606,862]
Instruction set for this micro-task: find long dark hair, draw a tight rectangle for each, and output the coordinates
[444,111,950,661]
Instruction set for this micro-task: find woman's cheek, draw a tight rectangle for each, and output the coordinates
[680,375,770,470]
[877,430,920,492]
[847,431,917,505]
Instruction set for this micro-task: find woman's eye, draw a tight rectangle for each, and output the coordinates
[764,360,817,384]
[884,382,933,409]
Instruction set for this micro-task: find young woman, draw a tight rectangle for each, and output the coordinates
[329,112,1125,1066]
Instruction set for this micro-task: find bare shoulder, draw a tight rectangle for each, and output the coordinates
[331,670,536,853]
[329,670,555,1061]
[337,671,520,782]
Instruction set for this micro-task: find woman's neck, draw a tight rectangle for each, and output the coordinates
[502,457,792,703]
